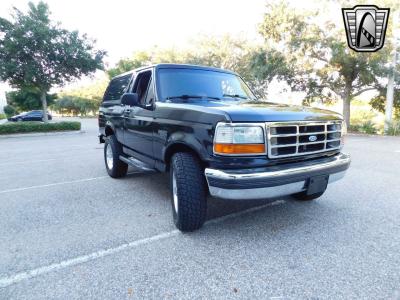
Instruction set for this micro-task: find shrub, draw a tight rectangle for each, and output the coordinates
[348,121,377,134]
[360,121,377,134]
[0,113,6,120]
[0,121,81,135]
[348,124,361,132]
[385,120,400,136]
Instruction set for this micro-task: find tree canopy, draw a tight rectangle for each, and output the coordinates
[0,1,105,121]
[106,35,290,99]
[257,1,400,125]
[6,88,56,112]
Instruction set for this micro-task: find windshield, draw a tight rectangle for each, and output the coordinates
[157,68,256,102]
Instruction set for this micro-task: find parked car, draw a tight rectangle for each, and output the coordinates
[9,110,52,122]
[98,64,351,232]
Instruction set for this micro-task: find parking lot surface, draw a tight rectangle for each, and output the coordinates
[0,118,399,299]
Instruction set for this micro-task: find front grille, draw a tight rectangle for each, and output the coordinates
[267,121,342,158]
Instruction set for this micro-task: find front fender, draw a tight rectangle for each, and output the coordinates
[163,130,211,162]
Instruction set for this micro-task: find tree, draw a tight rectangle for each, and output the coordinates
[6,88,56,111]
[57,78,108,110]
[3,105,17,118]
[0,1,105,122]
[258,1,400,125]
[107,35,289,98]
[370,86,400,119]
[107,51,151,78]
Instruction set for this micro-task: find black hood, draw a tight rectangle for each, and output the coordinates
[189,100,343,122]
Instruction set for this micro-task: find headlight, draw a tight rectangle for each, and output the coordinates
[213,123,265,155]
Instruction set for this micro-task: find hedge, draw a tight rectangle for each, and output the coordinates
[0,121,81,135]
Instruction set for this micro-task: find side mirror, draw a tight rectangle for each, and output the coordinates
[121,93,139,107]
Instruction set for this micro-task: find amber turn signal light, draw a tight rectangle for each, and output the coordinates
[214,143,265,155]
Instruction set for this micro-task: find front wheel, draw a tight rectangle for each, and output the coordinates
[104,135,128,178]
[170,152,207,232]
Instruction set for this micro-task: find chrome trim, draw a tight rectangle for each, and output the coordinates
[266,120,343,159]
[205,153,350,200]
[208,181,306,200]
[328,171,346,183]
[213,122,267,156]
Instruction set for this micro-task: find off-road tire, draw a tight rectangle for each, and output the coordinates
[170,152,207,232]
[104,135,128,178]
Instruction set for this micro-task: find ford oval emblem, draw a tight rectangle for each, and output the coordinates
[309,135,317,142]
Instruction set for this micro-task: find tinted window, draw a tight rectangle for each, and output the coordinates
[133,71,152,105]
[157,68,256,102]
[103,74,132,101]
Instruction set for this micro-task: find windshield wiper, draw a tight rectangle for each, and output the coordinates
[222,94,248,100]
[165,95,221,101]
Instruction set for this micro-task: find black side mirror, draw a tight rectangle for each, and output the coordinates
[121,93,139,107]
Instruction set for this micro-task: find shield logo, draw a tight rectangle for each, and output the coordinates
[342,5,390,52]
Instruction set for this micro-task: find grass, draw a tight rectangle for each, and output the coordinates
[0,113,6,120]
[0,121,81,135]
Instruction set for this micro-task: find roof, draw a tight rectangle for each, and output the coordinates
[112,63,237,79]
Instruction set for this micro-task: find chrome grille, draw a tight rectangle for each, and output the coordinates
[266,121,342,158]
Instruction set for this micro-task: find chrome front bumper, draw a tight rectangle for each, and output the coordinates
[205,153,351,200]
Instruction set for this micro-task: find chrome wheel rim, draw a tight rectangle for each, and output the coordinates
[172,171,178,214]
[106,144,113,170]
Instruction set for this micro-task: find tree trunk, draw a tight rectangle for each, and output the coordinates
[343,85,352,127]
[40,91,48,122]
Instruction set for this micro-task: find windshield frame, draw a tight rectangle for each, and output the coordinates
[155,67,258,103]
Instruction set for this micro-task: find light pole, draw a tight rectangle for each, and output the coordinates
[384,11,399,133]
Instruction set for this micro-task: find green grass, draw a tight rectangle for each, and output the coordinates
[0,113,6,120]
[0,121,81,135]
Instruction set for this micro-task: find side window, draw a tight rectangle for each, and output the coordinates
[103,74,132,101]
[132,71,152,105]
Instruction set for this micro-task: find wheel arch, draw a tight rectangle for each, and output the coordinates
[105,125,115,136]
[164,142,204,171]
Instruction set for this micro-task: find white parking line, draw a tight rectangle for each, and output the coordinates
[0,199,285,288]
[0,158,60,166]
[0,176,109,194]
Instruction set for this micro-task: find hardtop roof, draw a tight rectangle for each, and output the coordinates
[112,63,237,79]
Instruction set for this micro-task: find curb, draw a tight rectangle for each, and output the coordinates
[347,132,400,138]
[0,130,86,139]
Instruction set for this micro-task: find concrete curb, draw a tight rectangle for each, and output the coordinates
[347,132,400,138]
[0,130,86,139]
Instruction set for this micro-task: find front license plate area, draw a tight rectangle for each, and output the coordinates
[306,175,329,195]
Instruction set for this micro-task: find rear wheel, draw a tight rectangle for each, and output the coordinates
[104,135,128,178]
[170,152,207,232]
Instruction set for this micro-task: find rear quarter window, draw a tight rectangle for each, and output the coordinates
[103,74,132,101]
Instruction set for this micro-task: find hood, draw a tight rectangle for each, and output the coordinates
[194,100,343,122]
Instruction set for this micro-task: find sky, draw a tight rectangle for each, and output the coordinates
[0,0,270,96]
[0,0,381,107]
[0,0,267,65]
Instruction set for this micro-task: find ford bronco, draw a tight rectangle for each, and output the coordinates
[99,64,351,231]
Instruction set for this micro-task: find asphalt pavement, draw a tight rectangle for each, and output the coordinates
[0,118,399,299]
